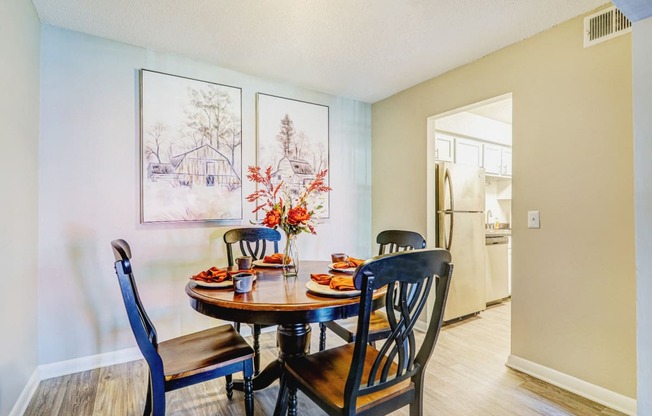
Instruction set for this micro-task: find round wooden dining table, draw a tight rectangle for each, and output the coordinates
[185,260,386,391]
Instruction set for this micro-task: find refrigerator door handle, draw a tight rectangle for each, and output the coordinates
[444,167,454,212]
[445,212,454,250]
[444,168,454,250]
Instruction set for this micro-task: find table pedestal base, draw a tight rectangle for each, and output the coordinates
[233,323,311,391]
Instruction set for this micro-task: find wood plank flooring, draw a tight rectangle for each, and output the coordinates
[24,302,625,415]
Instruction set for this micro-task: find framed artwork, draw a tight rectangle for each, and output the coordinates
[139,69,242,223]
[256,93,330,217]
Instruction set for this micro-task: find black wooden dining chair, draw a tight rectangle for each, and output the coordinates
[320,230,427,350]
[274,249,453,416]
[111,239,254,416]
[224,227,281,374]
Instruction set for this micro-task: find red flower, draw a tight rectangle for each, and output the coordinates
[287,206,311,225]
[262,208,282,228]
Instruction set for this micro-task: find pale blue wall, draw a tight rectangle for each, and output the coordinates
[38,25,372,364]
[0,0,40,414]
[634,16,652,416]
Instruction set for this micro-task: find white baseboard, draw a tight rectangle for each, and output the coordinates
[9,369,41,416]
[39,347,142,381]
[506,354,637,416]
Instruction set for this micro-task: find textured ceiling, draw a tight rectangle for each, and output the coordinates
[31,0,607,103]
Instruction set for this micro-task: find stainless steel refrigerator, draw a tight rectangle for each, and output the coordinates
[435,162,486,321]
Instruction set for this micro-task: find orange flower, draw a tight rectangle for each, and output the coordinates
[287,206,310,225]
[262,208,282,228]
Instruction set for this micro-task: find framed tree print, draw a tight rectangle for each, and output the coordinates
[256,93,330,217]
[140,70,242,223]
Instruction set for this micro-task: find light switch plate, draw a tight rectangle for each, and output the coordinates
[528,210,540,229]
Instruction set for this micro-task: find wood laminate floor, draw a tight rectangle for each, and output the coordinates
[24,302,625,415]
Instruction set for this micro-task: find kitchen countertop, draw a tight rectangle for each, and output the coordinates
[485,229,511,237]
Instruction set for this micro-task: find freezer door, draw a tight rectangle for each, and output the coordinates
[439,211,486,321]
[437,162,485,212]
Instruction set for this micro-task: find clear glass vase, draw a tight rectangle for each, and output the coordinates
[283,233,299,277]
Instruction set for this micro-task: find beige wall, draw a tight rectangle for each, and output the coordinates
[372,13,636,399]
[0,0,40,413]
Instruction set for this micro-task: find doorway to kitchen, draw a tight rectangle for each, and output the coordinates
[425,93,512,327]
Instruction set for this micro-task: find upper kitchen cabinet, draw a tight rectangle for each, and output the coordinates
[483,144,502,175]
[434,133,455,162]
[501,148,512,176]
[483,143,511,178]
[435,130,511,176]
[455,137,483,168]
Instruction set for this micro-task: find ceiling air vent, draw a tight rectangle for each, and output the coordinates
[584,6,631,48]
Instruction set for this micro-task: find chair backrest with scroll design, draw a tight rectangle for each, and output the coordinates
[223,227,281,267]
[344,249,453,413]
[376,230,426,255]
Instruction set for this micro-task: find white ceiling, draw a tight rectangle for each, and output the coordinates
[31,0,607,103]
[467,98,513,125]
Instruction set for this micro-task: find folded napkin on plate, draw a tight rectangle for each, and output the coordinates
[310,273,333,285]
[263,253,289,264]
[329,276,357,291]
[332,257,365,269]
[191,266,229,283]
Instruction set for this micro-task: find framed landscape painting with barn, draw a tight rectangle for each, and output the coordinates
[256,93,330,217]
[140,70,242,223]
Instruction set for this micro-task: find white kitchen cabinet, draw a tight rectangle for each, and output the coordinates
[501,148,512,176]
[455,138,483,167]
[485,237,510,304]
[434,133,455,162]
[483,144,502,175]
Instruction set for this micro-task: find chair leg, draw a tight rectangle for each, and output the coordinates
[288,380,298,416]
[319,323,327,351]
[143,374,152,416]
[253,324,261,375]
[273,371,289,416]
[410,374,425,416]
[151,377,166,416]
[225,374,233,399]
[244,375,254,416]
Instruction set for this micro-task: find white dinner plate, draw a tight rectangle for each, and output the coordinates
[305,280,360,298]
[252,259,285,268]
[328,263,357,274]
[192,275,256,288]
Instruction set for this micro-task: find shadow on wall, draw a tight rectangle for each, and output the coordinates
[70,226,238,354]
[68,229,131,354]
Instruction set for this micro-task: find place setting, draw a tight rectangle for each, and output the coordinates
[190,255,257,293]
[306,252,365,297]
[251,253,290,268]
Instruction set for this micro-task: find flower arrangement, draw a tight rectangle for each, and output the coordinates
[246,165,331,277]
[246,165,331,237]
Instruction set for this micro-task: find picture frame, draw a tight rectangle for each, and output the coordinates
[256,93,330,217]
[139,69,243,223]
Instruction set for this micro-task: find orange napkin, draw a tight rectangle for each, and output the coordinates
[310,273,333,285]
[332,261,352,269]
[348,257,365,267]
[329,276,357,291]
[332,257,364,269]
[263,253,288,264]
[191,266,229,283]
